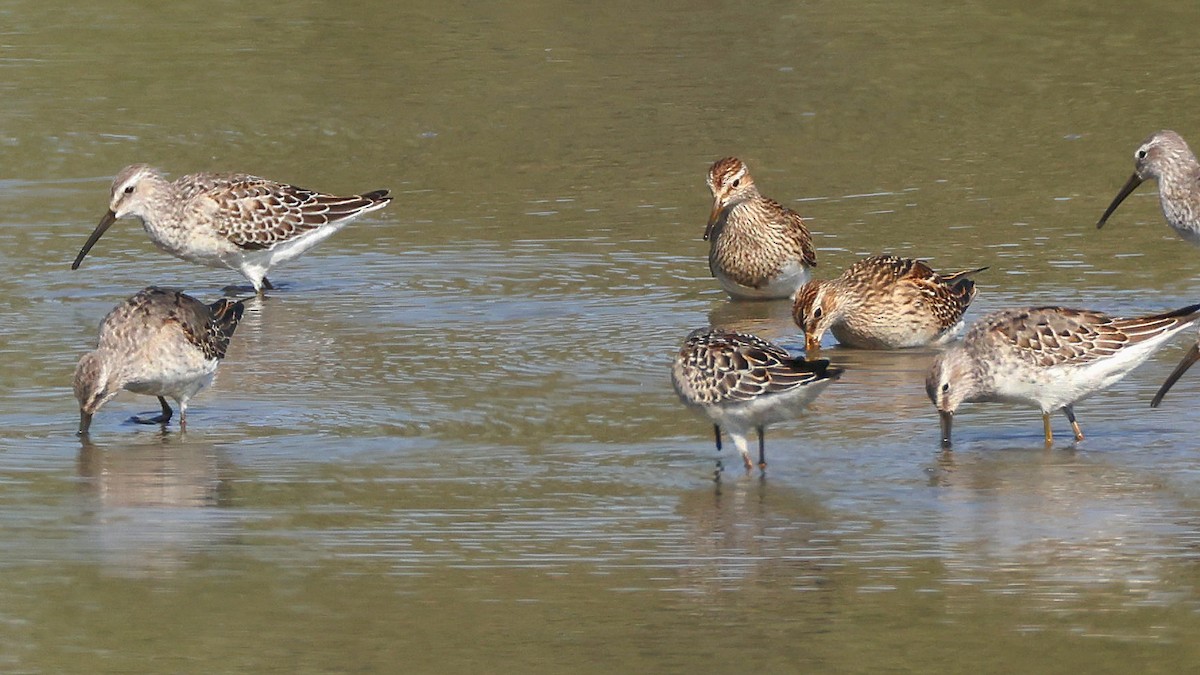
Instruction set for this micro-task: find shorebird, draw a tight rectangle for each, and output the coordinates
[74,286,245,434]
[1096,130,1200,244]
[793,255,986,351]
[71,164,392,294]
[926,303,1200,448]
[704,157,817,300]
[671,328,842,471]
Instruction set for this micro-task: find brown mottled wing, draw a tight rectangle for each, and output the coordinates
[975,306,1195,368]
[847,256,985,288]
[201,179,390,251]
[940,265,989,286]
[157,289,246,360]
[892,258,984,330]
[94,287,244,365]
[200,299,246,359]
[675,329,837,404]
[851,255,917,281]
[773,200,817,268]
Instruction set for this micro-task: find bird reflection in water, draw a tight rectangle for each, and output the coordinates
[76,434,235,577]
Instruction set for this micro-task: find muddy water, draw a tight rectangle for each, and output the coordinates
[4,0,1200,671]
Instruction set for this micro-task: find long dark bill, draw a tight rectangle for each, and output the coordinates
[703,201,723,241]
[939,410,953,449]
[1151,341,1200,408]
[71,210,118,270]
[1096,173,1144,230]
[78,409,93,436]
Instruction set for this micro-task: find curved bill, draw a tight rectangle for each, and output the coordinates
[77,409,93,436]
[1151,341,1200,408]
[938,410,953,448]
[1096,173,1144,229]
[71,210,118,270]
[703,200,723,241]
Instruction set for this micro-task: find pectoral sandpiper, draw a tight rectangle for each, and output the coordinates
[704,157,816,300]
[793,255,986,352]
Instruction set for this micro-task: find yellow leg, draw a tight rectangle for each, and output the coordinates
[1042,413,1053,445]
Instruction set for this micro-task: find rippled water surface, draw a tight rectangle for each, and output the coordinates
[6,0,1200,672]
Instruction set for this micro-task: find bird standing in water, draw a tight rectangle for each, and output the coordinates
[72,164,392,294]
[74,287,245,434]
[793,255,985,351]
[671,328,842,471]
[704,157,817,300]
[926,303,1200,448]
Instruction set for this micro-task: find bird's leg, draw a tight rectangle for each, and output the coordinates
[1042,413,1053,446]
[757,425,767,471]
[229,276,276,297]
[255,277,275,297]
[712,424,723,477]
[179,404,189,432]
[131,396,173,425]
[730,433,753,472]
[1063,405,1084,441]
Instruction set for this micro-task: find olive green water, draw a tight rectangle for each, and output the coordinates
[5,0,1200,672]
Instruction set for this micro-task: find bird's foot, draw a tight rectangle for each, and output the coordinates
[222,284,260,297]
[129,412,171,425]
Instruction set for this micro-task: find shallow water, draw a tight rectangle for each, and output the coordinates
[5,0,1200,672]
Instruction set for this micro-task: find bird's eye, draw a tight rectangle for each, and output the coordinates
[731,179,740,188]
[942,383,950,392]
[1137,149,1148,160]
[123,185,134,194]
[812,307,823,320]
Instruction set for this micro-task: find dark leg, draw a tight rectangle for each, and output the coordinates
[262,277,275,290]
[757,426,767,470]
[131,396,173,425]
[1063,405,1084,441]
[713,425,723,477]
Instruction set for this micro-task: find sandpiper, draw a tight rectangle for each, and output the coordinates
[72,164,392,294]
[793,255,986,351]
[704,157,817,300]
[74,286,245,434]
[1096,130,1200,244]
[671,328,842,471]
[926,303,1200,448]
